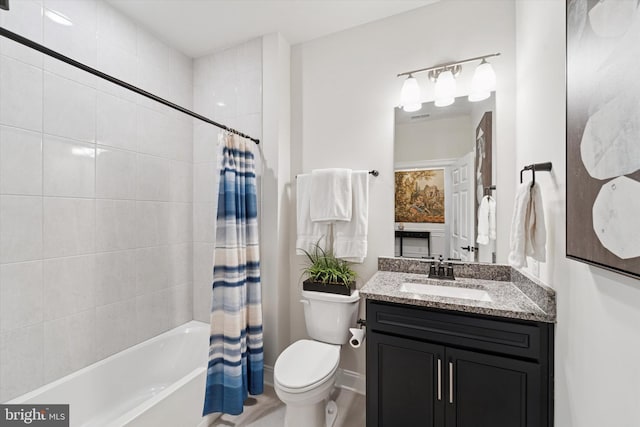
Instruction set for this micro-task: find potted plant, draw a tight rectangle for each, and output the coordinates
[300,243,356,296]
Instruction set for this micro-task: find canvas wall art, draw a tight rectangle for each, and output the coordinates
[395,169,445,223]
[566,0,640,278]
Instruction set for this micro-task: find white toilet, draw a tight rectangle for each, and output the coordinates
[274,289,360,427]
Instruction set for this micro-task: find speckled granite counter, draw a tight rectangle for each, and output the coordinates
[359,257,556,323]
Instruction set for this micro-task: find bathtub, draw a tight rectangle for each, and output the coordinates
[9,321,216,427]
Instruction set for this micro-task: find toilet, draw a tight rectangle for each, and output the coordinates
[274,289,360,427]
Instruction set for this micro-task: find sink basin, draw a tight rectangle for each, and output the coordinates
[400,282,492,302]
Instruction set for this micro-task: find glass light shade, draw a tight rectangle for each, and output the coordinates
[469,60,496,102]
[434,70,456,107]
[468,91,490,102]
[400,75,422,112]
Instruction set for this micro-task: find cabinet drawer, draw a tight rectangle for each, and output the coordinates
[367,300,544,360]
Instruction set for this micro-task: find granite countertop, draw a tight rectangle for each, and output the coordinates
[359,258,556,323]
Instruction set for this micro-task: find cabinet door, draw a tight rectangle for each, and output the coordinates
[445,347,542,427]
[367,332,445,427]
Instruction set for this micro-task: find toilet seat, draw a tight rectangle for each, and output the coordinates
[274,339,340,394]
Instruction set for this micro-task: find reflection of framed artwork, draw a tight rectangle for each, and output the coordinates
[395,169,445,223]
[567,0,640,279]
[475,112,492,233]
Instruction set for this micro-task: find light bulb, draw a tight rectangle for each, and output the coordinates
[469,59,496,102]
[400,75,422,112]
[434,70,456,107]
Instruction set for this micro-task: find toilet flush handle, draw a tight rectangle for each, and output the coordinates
[300,299,309,305]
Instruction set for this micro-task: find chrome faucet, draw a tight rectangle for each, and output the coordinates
[428,255,456,280]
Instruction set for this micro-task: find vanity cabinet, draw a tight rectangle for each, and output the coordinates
[366,300,554,427]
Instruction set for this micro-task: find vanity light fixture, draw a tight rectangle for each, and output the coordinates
[434,69,456,107]
[469,59,496,102]
[400,74,422,112]
[397,53,500,109]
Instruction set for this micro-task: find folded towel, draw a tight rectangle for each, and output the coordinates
[334,170,369,263]
[296,174,328,254]
[476,195,496,245]
[310,168,352,222]
[508,182,546,267]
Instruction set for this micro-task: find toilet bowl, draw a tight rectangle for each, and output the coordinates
[273,290,360,427]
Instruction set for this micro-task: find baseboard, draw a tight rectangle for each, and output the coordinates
[197,413,220,427]
[264,364,274,386]
[336,368,366,395]
[263,365,365,396]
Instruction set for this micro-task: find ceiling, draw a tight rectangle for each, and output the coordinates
[106,0,439,58]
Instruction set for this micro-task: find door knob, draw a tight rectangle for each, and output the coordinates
[460,245,477,252]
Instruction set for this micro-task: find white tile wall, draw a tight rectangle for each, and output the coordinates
[0,0,194,401]
[95,199,137,251]
[0,324,44,402]
[43,197,96,258]
[0,195,43,263]
[0,261,43,331]
[0,126,43,195]
[43,72,97,143]
[43,136,95,197]
[192,39,262,322]
[43,255,95,321]
[0,56,43,131]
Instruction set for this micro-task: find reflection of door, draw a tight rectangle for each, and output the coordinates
[451,152,475,261]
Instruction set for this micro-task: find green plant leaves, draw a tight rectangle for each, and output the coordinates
[299,240,356,286]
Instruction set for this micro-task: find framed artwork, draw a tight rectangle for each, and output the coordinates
[395,169,445,223]
[566,0,640,279]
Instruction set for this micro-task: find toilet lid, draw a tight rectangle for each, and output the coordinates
[274,340,340,390]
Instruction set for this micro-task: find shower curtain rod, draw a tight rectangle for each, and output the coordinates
[0,26,260,144]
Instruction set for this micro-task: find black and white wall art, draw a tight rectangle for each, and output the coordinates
[567,0,640,278]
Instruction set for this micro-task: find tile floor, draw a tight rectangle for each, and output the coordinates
[211,385,366,427]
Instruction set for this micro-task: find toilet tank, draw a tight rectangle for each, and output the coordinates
[301,290,360,345]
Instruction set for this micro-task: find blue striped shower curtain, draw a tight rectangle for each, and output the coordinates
[203,133,263,416]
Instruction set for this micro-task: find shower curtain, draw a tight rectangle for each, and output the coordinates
[203,133,263,416]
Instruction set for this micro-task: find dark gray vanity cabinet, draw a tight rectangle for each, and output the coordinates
[366,300,554,427]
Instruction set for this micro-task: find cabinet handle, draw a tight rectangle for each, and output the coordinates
[437,358,442,401]
[449,362,454,404]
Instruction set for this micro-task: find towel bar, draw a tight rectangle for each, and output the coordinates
[520,162,552,186]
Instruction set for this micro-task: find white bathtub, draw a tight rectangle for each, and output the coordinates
[9,321,216,427]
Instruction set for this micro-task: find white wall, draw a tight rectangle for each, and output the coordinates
[395,115,472,163]
[192,38,263,324]
[0,0,194,401]
[261,33,292,367]
[516,1,640,426]
[291,0,516,379]
[192,34,291,371]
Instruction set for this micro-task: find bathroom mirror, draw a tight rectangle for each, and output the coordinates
[394,94,496,262]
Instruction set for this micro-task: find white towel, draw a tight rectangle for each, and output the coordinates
[526,183,546,262]
[334,170,369,263]
[310,168,352,222]
[476,195,496,245]
[508,182,546,268]
[296,174,328,254]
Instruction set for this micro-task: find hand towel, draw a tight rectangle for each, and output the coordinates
[334,170,369,263]
[525,182,546,262]
[508,182,546,267]
[476,195,496,245]
[296,174,328,254]
[310,168,352,222]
